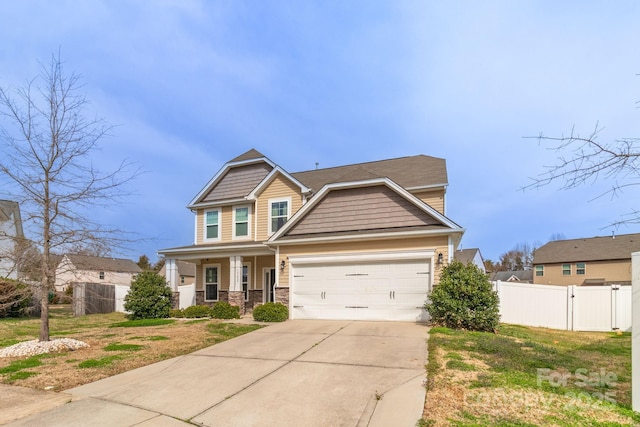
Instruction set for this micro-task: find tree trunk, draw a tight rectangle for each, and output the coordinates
[39,284,49,341]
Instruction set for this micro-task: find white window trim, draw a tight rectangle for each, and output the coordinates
[243,263,251,302]
[262,267,275,304]
[203,208,221,242]
[268,197,292,236]
[232,205,252,240]
[203,263,221,302]
[576,262,586,275]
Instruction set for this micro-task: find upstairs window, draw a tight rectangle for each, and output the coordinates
[204,209,220,240]
[562,264,571,275]
[234,206,250,238]
[576,263,586,275]
[99,271,105,280]
[535,265,544,277]
[269,198,290,234]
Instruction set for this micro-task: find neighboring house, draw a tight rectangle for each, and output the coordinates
[54,254,142,291]
[159,260,195,286]
[490,270,533,283]
[159,149,464,321]
[532,233,640,286]
[0,200,24,279]
[454,248,485,273]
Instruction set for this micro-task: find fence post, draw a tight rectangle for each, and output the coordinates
[567,285,575,331]
[632,252,640,411]
[611,284,620,330]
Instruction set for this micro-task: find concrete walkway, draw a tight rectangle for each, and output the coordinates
[3,320,428,427]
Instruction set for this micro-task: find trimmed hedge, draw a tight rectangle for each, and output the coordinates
[253,302,288,322]
[425,260,500,332]
[183,305,213,318]
[211,301,240,319]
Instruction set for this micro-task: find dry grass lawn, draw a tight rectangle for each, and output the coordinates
[0,305,262,391]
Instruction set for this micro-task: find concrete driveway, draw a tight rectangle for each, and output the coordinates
[5,320,428,427]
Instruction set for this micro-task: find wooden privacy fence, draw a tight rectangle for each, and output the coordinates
[493,281,631,332]
[73,282,115,315]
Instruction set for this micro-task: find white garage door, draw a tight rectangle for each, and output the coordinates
[290,260,430,321]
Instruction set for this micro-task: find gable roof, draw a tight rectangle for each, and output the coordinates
[533,233,640,264]
[176,260,195,277]
[189,151,276,207]
[230,149,266,162]
[490,270,533,282]
[454,248,483,265]
[269,178,463,243]
[64,254,142,273]
[291,155,447,193]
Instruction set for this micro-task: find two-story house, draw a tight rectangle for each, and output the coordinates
[54,254,142,291]
[532,233,640,286]
[159,149,464,321]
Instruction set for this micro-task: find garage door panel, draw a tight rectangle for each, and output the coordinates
[291,259,430,321]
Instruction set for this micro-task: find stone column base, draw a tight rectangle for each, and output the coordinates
[228,291,246,315]
[275,287,289,306]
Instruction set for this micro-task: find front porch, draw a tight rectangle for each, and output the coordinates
[161,245,288,315]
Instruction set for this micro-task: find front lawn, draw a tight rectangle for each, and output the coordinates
[0,305,262,391]
[422,324,638,426]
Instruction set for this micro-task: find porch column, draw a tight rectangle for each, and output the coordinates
[228,256,245,315]
[165,258,180,310]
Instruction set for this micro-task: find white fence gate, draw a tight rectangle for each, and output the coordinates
[179,284,195,309]
[115,284,129,313]
[493,281,631,332]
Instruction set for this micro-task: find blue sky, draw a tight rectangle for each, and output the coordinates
[0,1,639,263]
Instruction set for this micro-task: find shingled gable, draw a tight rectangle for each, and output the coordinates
[269,178,462,242]
[64,254,142,273]
[291,154,447,193]
[188,149,275,207]
[533,233,640,264]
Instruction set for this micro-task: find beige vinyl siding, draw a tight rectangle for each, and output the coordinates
[277,235,449,287]
[202,163,272,202]
[533,259,631,286]
[411,189,445,214]
[219,206,233,242]
[255,255,275,290]
[256,174,304,241]
[286,185,440,236]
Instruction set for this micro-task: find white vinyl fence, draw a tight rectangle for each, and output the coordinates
[493,281,631,332]
[179,284,196,309]
[115,284,129,313]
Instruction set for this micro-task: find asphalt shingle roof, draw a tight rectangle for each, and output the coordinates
[533,233,640,264]
[66,254,142,273]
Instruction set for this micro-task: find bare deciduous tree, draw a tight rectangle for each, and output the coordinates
[525,124,640,226]
[0,53,137,341]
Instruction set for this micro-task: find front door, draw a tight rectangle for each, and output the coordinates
[264,268,276,303]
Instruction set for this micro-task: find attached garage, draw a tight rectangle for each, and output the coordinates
[289,254,432,322]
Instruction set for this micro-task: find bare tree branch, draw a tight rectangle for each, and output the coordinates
[0,52,139,341]
[524,122,640,226]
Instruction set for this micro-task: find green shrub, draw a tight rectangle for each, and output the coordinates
[253,302,288,322]
[123,271,173,320]
[169,308,184,318]
[211,301,240,319]
[183,305,213,318]
[425,260,500,332]
[0,278,32,318]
